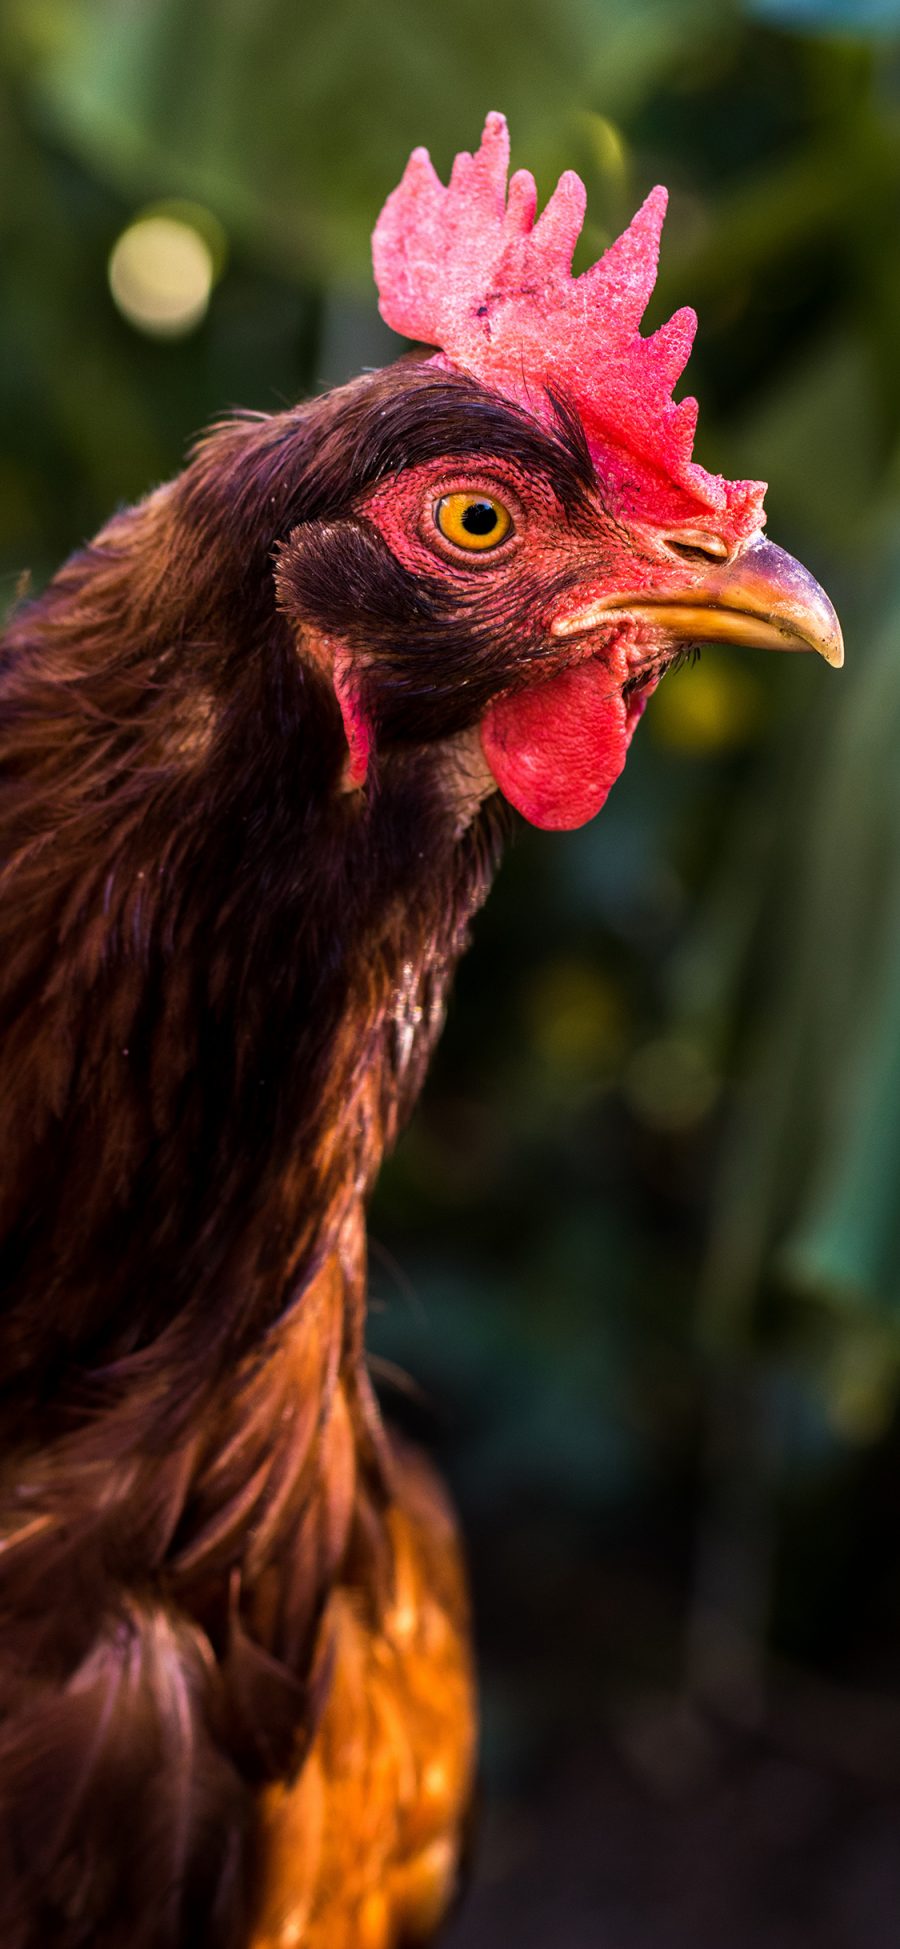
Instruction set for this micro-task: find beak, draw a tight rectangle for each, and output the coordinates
[554,536,844,670]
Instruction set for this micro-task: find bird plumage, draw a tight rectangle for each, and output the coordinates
[0,368,516,1946]
[0,118,840,1946]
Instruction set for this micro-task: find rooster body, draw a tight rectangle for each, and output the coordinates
[0,120,841,1947]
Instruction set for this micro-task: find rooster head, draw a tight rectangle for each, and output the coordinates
[279,113,842,831]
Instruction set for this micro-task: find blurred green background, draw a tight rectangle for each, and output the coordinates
[6,0,900,1938]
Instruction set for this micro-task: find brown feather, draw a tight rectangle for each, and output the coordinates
[0,365,577,1942]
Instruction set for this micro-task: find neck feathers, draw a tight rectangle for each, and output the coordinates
[0,419,502,1420]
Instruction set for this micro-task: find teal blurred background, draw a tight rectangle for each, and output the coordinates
[7,0,900,1938]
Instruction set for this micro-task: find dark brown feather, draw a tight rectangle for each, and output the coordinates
[0,363,590,1943]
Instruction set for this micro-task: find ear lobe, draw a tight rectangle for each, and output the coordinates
[332,648,372,788]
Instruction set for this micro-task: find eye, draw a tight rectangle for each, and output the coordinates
[434,491,512,552]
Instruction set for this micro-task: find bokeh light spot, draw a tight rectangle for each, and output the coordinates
[584,113,627,185]
[108,210,222,338]
[525,962,627,1081]
[623,1035,718,1133]
[824,1330,898,1447]
[651,657,766,755]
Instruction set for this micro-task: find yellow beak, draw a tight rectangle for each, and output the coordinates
[554,537,844,670]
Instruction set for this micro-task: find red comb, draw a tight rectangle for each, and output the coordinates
[373,112,764,538]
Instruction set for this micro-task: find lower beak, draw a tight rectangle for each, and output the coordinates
[553,537,844,670]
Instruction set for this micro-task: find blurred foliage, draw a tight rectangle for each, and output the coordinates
[7,0,900,1921]
[7,0,715,273]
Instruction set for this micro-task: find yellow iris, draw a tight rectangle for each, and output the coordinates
[434,492,512,551]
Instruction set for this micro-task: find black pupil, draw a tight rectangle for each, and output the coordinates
[461,499,499,536]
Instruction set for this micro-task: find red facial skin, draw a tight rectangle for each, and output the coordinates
[360,441,741,829]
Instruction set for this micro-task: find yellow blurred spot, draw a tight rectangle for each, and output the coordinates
[108,205,225,338]
[825,1336,897,1447]
[583,113,628,187]
[623,1035,717,1133]
[827,1378,893,1447]
[651,657,766,756]
[525,962,626,1079]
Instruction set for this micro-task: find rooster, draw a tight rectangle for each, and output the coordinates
[0,115,841,1949]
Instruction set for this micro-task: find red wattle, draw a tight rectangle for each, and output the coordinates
[480,658,633,831]
[333,648,371,786]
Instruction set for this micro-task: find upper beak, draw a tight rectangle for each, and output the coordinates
[553,536,844,670]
